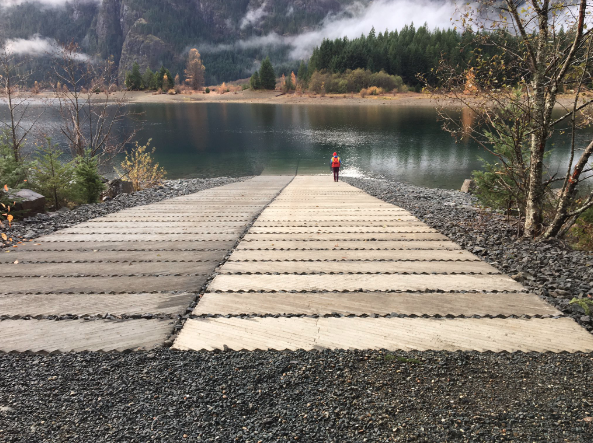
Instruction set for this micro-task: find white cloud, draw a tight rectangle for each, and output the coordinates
[204,0,461,60]
[0,0,99,6]
[4,35,91,61]
[240,1,268,30]
[288,0,459,59]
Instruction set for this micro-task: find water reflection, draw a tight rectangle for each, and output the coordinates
[1,102,591,189]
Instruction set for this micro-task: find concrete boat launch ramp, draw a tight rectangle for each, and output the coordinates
[1,175,593,353]
[0,176,292,352]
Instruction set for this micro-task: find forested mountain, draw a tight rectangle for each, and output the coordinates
[0,0,372,84]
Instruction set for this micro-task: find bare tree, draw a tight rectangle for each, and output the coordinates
[0,49,44,162]
[431,0,593,239]
[53,42,137,163]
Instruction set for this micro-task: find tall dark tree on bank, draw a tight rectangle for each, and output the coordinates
[259,57,276,90]
[125,62,142,90]
[432,0,593,239]
[297,61,308,85]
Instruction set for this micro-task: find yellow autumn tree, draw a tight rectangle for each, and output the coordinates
[290,71,297,89]
[118,139,166,191]
[184,48,206,91]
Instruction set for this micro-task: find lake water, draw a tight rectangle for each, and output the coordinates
[4,102,591,190]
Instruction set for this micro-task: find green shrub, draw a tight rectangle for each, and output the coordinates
[205,87,210,93]
[73,151,105,204]
[0,130,29,189]
[29,138,75,210]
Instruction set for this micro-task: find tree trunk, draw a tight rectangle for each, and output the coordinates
[524,7,550,238]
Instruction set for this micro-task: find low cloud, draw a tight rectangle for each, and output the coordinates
[288,0,459,60]
[204,0,460,61]
[4,35,91,61]
[240,1,269,30]
[1,0,99,6]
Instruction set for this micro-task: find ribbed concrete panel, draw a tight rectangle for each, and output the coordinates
[178,175,593,352]
[0,275,210,294]
[0,261,216,277]
[229,249,480,261]
[219,260,499,274]
[0,250,226,264]
[194,292,559,316]
[0,292,195,316]
[244,233,442,241]
[208,274,525,292]
[239,240,457,250]
[0,319,175,352]
[173,318,593,352]
[7,241,234,253]
[38,234,239,242]
[0,175,293,352]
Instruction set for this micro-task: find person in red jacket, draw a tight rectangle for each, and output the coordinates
[330,152,341,182]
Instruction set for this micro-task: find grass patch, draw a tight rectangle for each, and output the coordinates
[383,354,422,364]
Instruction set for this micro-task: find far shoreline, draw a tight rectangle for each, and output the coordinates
[12,90,583,109]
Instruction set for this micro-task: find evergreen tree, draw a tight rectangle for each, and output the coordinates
[29,138,75,210]
[142,67,154,90]
[156,66,173,91]
[250,71,261,90]
[259,57,276,90]
[297,61,308,84]
[125,62,143,90]
[73,151,104,204]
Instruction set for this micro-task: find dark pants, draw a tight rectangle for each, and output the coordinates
[332,167,340,181]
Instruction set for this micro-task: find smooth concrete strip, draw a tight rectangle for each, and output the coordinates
[0,261,217,277]
[0,275,209,294]
[208,274,525,292]
[0,292,196,316]
[239,240,457,250]
[194,292,559,316]
[0,251,226,264]
[219,260,499,275]
[173,317,593,352]
[229,249,479,261]
[0,319,175,352]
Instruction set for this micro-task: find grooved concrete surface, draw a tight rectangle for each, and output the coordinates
[175,176,593,352]
[0,176,292,352]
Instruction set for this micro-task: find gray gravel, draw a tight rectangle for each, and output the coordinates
[0,350,592,442]
[2,176,593,441]
[343,177,593,334]
[1,177,250,247]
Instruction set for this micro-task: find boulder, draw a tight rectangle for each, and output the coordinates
[106,179,134,198]
[460,179,476,194]
[8,189,46,215]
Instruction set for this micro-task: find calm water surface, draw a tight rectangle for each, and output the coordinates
[5,102,591,189]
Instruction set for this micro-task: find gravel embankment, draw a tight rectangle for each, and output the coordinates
[343,177,593,334]
[0,177,250,247]
[0,350,592,442]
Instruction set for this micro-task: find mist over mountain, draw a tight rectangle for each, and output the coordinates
[0,0,459,84]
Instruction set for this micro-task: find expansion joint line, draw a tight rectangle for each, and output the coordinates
[166,175,297,344]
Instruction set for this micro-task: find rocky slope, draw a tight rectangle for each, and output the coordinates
[0,0,365,83]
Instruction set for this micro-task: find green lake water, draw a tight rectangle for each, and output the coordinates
[5,102,592,190]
